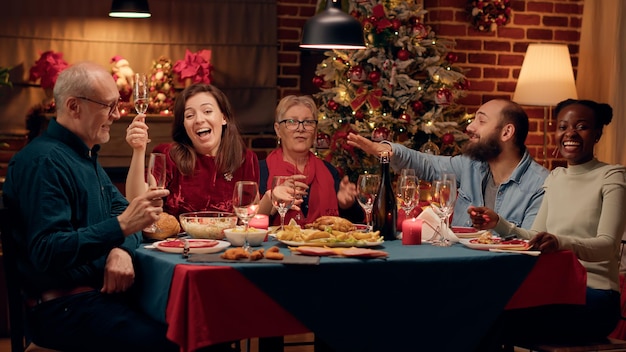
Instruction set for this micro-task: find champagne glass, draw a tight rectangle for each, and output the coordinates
[356,174,380,233]
[397,175,419,218]
[271,176,296,231]
[144,153,167,233]
[430,179,457,247]
[400,168,416,177]
[232,181,260,252]
[133,73,149,114]
[441,173,457,229]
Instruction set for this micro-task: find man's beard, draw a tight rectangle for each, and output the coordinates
[462,132,502,162]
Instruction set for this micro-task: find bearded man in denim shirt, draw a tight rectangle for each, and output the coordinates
[347,99,549,230]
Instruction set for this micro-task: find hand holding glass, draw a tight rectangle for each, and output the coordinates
[232,181,260,251]
[356,174,380,233]
[271,176,296,231]
[133,73,148,114]
[144,153,167,233]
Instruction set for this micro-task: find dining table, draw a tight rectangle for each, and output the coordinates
[134,238,587,352]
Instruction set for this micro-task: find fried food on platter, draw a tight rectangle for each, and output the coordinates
[221,247,249,260]
[305,216,356,232]
[265,246,284,260]
[276,217,382,244]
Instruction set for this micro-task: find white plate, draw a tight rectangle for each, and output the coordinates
[459,238,529,251]
[278,239,383,248]
[152,239,230,254]
[451,227,487,239]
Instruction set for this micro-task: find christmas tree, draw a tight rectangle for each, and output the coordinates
[148,56,177,115]
[312,1,471,181]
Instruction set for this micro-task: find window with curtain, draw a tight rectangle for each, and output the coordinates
[0,0,277,134]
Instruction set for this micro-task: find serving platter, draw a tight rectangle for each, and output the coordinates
[278,239,383,248]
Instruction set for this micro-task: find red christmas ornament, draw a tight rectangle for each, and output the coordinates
[398,112,410,123]
[397,49,410,61]
[441,132,455,145]
[327,100,339,111]
[411,100,424,112]
[316,132,331,149]
[435,88,452,106]
[446,52,458,64]
[348,66,366,86]
[312,76,324,88]
[412,23,428,39]
[371,126,391,142]
[391,19,402,31]
[354,109,365,121]
[368,71,381,84]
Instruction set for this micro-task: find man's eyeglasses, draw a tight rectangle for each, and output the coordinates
[76,96,121,117]
[278,119,318,131]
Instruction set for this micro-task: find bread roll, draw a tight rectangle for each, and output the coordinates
[144,212,181,240]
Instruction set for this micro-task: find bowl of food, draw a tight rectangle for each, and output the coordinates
[178,211,238,239]
[223,227,268,247]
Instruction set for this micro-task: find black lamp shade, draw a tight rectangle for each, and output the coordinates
[300,0,365,50]
[109,0,151,18]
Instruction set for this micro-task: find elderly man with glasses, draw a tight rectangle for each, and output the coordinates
[2,62,178,351]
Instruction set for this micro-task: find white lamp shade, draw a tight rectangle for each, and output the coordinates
[513,44,578,106]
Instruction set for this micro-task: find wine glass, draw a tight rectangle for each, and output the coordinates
[430,179,457,247]
[400,168,416,177]
[133,73,148,114]
[144,153,167,233]
[271,176,296,231]
[397,175,419,218]
[356,174,380,233]
[232,181,260,252]
[441,173,457,229]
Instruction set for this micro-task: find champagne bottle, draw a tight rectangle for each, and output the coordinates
[373,151,397,240]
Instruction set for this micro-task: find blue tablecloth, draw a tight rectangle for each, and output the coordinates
[135,240,541,351]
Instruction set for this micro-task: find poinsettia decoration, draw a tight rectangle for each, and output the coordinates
[28,51,69,89]
[468,0,512,32]
[173,49,212,84]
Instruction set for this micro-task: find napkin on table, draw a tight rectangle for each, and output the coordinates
[416,207,458,243]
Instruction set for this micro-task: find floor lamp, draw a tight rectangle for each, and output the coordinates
[513,44,578,166]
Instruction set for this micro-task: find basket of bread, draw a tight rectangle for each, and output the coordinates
[275,216,382,247]
[143,212,181,241]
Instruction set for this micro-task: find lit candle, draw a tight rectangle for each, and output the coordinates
[248,214,269,230]
[402,218,423,245]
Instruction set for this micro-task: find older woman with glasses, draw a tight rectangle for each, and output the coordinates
[257,95,363,226]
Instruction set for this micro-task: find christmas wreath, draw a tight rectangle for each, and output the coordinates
[468,0,511,32]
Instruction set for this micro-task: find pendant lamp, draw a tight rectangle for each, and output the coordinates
[109,0,151,18]
[300,0,365,50]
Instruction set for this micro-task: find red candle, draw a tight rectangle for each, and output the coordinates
[248,214,269,230]
[402,218,423,245]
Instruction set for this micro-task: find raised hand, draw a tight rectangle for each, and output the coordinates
[529,232,559,253]
[347,133,392,157]
[125,113,151,150]
[467,205,499,230]
[337,175,357,209]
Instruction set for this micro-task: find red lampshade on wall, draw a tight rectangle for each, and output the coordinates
[109,0,151,18]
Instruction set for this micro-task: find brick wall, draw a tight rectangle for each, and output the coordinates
[273,0,583,170]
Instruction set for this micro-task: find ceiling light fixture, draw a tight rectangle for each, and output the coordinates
[300,0,366,50]
[109,0,151,19]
